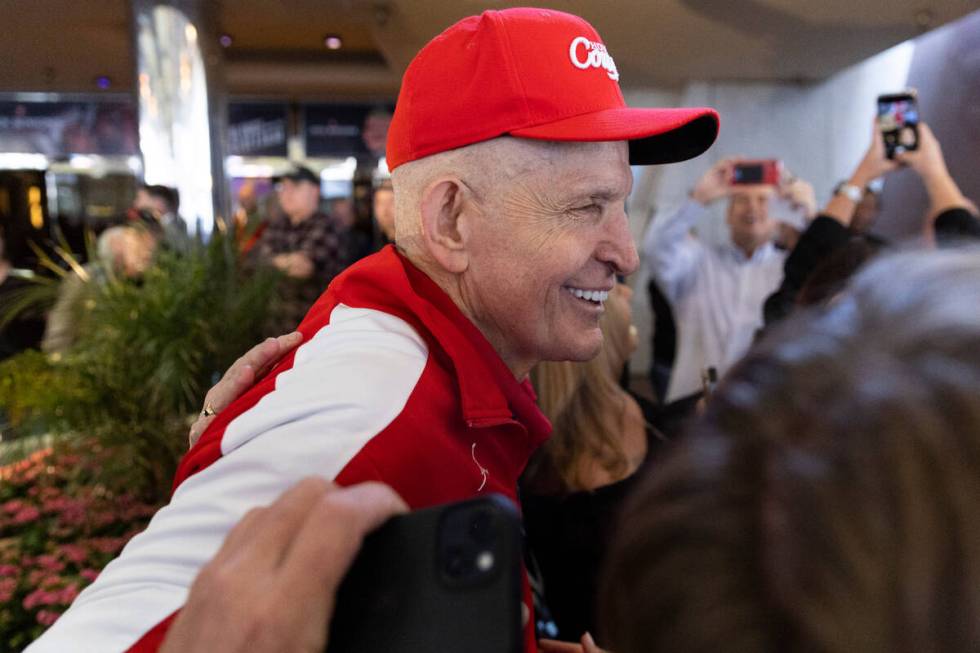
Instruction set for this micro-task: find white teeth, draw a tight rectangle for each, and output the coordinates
[567,287,610,303]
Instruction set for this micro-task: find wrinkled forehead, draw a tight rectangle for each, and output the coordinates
[512,139,633,198]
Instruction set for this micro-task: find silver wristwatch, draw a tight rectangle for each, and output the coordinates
[836,183,863,203]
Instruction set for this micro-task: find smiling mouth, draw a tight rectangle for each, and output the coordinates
[564,286,611,306]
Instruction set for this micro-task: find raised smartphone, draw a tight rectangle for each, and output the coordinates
[877,90,919,159]
[325,494,524,653]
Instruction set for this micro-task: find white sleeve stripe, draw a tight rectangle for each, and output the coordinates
[25,305,429,653]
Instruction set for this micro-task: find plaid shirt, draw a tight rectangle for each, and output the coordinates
[254,211,351,333]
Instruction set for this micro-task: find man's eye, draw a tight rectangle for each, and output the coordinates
[572,203,601,214]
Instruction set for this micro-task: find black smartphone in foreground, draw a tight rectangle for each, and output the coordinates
[325,494,524,653]
[877,90,919,159]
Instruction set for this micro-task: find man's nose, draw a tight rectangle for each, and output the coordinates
[598,211,639,277]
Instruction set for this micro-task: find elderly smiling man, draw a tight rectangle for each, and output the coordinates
[28,8,717,653]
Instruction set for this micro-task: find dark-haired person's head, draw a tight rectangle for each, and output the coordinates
[601,246,980,653]
[135,184,179,217]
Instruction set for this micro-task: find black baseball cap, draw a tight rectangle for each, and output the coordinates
[272,165,319,185]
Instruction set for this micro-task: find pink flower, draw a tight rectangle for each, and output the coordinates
[35,555,66,573]
[2,499,25,514]
[40,497,69,514]
[79,568,100,582]
[89,511,117,528]
[89,538,125,555]
[38,486,61,501]
[52,500,88,526]
[26,571,61,589]
[0,577,16,602]
[58,544,88,565]
[23,588,59,610]
[58,584,79,604]
[36,609,61,626]
[12,505,41,524]
[0,564,19,577]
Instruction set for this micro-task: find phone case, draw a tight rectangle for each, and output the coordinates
[325,494,524,653]
[731,160,781,185]
[877,90,919,159]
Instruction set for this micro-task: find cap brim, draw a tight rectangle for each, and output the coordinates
[509,107,719,165]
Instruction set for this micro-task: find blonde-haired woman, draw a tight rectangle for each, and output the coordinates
[522,284,666,643]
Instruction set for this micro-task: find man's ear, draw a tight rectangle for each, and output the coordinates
[418,177,473,274]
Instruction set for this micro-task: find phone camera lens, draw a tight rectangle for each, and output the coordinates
[469,511,494,544]
[445,545,467,578]
[476,551,494,572]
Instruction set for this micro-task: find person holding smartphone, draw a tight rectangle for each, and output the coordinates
[763,120,979,325]
[641,158,816,407]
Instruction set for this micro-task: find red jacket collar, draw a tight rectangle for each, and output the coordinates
[328,246,551,447]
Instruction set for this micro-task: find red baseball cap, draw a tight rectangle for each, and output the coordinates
[386,7,719,171]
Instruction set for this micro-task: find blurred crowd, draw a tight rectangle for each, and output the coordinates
[0,167,396,360]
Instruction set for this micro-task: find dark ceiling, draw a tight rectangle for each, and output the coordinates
[0,0,976,99]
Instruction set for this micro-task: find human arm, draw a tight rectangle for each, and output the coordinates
[763,215,852,325]
[189,331,304,447]
[642,159,736,301]
[160,478,407,653]
[894,122,978,242]
[762,126,898,325]
[272,253,315,279]
[779,175,818,221]
[40,272,89,354]
[26,309,428,653]
[933,207,980,244]
[771,175,817,251]
[823,123,898,228]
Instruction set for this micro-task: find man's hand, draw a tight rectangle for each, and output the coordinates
[895,122,947,181]
[691,158,737,206]
[850,120,899,188]
[160,478,408,653]
[189,332,303,447]
[780,176,817,219]
[896,122,971,223]
[774,222,802,251]
[540,632,607,653]
[272,253,315,279]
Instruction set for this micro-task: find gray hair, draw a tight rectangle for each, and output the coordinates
[96,227,130,266]
[390,136,565,247]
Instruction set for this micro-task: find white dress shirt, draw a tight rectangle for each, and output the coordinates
[643,199,785,402]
